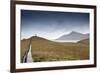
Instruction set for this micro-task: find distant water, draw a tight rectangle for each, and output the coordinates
[51,40,79,43]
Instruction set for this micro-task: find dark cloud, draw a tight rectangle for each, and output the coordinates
[21,10,89,39]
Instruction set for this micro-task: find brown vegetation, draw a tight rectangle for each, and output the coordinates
[21,36,89,62]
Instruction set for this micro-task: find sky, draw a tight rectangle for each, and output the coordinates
[21,10,90,40]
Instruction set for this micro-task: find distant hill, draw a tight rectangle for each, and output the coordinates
[55,31,89,42]
[21,36,62,62]
[77,38,89,44]
[21,35,89,62]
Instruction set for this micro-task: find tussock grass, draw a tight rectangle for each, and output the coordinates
[21,37,89,62]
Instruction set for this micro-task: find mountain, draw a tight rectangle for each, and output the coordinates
[56,31,89,42]
[21,35,89,62]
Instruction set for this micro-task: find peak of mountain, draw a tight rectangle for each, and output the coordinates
[65,31,84,37]
[69,31,84,35]
[56,31,89,42]
[31,36,41,38]
[21,36,49,43]
[31,36,46,40]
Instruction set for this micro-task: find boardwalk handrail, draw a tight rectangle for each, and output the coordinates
[22,38,32,63]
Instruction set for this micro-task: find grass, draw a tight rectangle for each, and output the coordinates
[21,36,89,62]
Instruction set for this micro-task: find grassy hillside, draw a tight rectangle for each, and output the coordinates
[21,36,89,62]
[77,38,89,44]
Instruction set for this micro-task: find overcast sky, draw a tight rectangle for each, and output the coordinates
[21,10,89,40]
